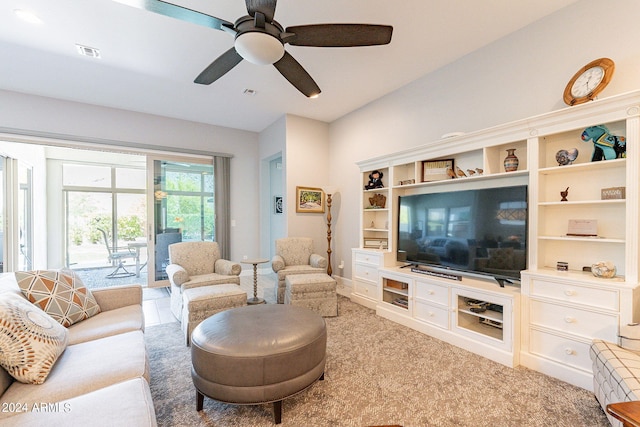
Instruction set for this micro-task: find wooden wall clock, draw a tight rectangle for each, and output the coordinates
[563,58,615,106]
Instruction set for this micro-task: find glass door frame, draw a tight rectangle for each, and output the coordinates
[146,154,214,288]
[0,156,33,272]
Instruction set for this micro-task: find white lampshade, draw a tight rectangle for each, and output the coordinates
[235,32,284,65]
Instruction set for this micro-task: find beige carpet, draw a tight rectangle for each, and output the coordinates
[144,293,608,427]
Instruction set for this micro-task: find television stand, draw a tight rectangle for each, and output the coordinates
[377,265,520,367]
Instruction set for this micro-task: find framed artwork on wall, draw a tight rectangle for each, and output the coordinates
[295,186,325,213]
[274,195,283,214]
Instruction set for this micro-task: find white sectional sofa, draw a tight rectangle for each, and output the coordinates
[0,273,157,426]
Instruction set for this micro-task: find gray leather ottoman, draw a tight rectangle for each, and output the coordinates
[191,304,327,424]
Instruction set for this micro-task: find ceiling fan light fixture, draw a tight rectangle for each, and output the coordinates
[234,32,284,65]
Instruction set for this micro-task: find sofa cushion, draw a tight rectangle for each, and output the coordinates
[0,330,148,418]
[0,292,68,384]
[67,304,144,345]
[1,377,157,427]
[15,270,100,327]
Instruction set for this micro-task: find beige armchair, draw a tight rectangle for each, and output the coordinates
[271,237,327,303]
[166,241,241,320]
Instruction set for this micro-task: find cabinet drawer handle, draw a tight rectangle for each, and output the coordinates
[564,290,575,296]
[564,316,575,323]
[565,348,575,355]
[428,290,435,295]
[428,312,434,317]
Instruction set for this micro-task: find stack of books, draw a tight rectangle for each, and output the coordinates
[392,297,408,308]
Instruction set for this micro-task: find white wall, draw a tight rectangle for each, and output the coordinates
[284,115,331,260]
[0,90,260,265]
[329,0,640,279]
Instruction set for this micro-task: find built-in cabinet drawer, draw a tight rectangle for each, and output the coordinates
[528,328,592,372]
[529,278,619,311]
[354,251,382,266]
[414,280,448,306]
[352,249,392,309]
[529,299,618,341]
[354,280,377,299]
[414,300,449,329]
[354,263,378,284]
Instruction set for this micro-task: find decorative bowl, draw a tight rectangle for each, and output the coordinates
[591,261,616,278]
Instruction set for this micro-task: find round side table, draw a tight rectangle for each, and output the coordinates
[241,258,269,304]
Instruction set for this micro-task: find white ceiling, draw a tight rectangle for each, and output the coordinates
[0,0,579,133]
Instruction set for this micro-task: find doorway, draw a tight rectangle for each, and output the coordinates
[148,158,215,286]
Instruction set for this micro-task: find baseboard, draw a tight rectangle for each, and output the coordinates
[333,275,352,298]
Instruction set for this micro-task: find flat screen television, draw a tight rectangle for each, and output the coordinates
[397,185,528,284]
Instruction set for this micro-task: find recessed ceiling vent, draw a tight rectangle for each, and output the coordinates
[76,44,101,59]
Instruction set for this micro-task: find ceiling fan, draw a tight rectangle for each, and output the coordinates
[116,0,393,97]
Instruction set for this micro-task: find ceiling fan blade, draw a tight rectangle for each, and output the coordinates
[194,47,243,85]
[115,0,234,32]
[286,24,393,47]
[273,51,321,98]
[245,0,277,22]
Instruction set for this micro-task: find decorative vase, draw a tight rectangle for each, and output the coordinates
[504,149,519,172]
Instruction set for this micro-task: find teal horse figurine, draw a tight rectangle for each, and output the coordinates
[581,125,626,161]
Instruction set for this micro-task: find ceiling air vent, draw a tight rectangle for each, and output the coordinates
[76,44,101,59]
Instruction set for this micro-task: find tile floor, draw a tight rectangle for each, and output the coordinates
[142,287,176,327]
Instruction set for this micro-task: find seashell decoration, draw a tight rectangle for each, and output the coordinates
[555,148,579,166]
[591,261,616,278]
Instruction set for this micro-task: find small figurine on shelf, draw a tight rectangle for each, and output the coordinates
[560,187,569,202]
[581,125,626,161]
[364,170,384,189]
[455,166,467,177]
[368,193,387,209]
[555,148,579,166]
[475,168,484,175]
[466,169,476,176]
[446,167,456,179]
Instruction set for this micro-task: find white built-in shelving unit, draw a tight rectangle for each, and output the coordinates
[352,90,640,389]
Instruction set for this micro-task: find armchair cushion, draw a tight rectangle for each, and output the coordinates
[310,254,328,269]
[215,259,241,276]
[166,264,189,286]
[271,255,285,273]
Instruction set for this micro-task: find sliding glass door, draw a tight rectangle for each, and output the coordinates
[147,156,215,287]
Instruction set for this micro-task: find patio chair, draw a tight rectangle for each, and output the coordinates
[97,228,137,278]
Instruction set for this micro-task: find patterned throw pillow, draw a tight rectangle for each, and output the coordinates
[15,270,101,327]
[0,292,68,384]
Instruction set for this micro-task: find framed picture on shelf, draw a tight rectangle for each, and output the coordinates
[423,159,454,182]
[295,186,325,213]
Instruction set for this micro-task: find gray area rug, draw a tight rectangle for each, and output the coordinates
[145,296,609,427]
